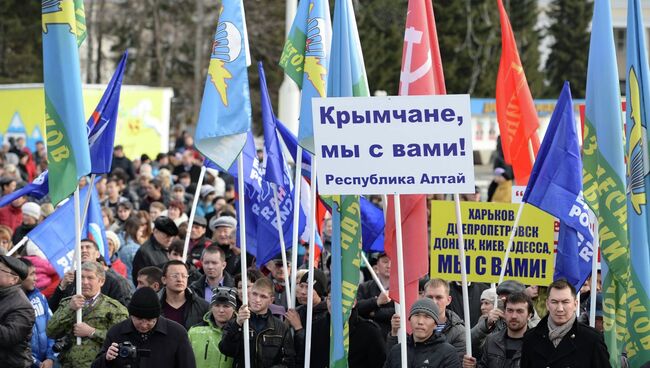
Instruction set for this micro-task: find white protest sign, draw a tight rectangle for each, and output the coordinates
[312,95,475,195]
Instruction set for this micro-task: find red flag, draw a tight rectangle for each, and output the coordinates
[385,0,441,321]
[496,0,540,185]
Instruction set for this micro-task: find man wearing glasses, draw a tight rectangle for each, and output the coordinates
[0,255,35,368]
[159,260,209,330]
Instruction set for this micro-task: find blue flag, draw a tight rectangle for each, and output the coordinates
[360,196,384,252]
[28,180,109,277]
[523,82,593,289]
[195,0,252,171]
[0,171,49,207]
[88,51,127,174]
[260,63,285,188]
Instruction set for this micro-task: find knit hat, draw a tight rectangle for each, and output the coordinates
[496,280,526,296]
[211,287,237,309]
[480,288,498,303]
[128,287,161,319]
[0,255,28,280]
[299,268,328,298]
[21,202,41,220]
[409,298,440,323]
[105,231,121,252]
[209,215,237,232]
[154,216,179,236]
[200,185,216,199]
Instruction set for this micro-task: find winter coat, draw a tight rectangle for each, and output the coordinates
[46,294,128,368]
[188,312,234,368]
[25,288,55,367]
[48,268,132,312]
[219,310,296,368]
[448,282,490,328]
[189,273,236,302]
[116,237,139,286]
[384,332,461,368]
[293,301,330,368]
[91,317,196,368]
[158,287,210,330]
[356,279,395,339]
[477,328,523,368]
[0,285,35,368]
[441,309,467,360]
[131,236,170,284]
[520,315,611,368]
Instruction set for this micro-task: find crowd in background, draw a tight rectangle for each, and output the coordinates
[0,133,614,368]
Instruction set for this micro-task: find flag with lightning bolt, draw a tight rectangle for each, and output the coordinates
[195,0,252,171]
[279,0,331,154]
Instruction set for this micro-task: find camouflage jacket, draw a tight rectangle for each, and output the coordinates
[46,294,128,368]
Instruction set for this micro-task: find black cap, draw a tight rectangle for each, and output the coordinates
[154,216,179,236]
[0,255,28,280]
[369,252,388,267]
[211,287,237,309]
[128,287,161,319]
[300,268,328,298]
[496,280,526,296]
[193,216,207,228]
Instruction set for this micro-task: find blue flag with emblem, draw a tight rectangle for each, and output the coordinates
[195,0,251,171]
[28,179,109,277]
[42,0,92,205]
[523,82,593,289]
[625,0,650,365]
[0,171,49,208]
[88,51,127,174]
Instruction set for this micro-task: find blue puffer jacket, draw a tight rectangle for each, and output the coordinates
[26,288,55,367]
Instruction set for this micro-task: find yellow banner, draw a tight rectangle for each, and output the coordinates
[430,200,555,285]
[0,85,172,160]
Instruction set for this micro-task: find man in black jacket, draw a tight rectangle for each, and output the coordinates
[158,260,209,330]
[463,292,534,368]
[219,277,295,367]
[131,216,178,284]
[0,255,34,368]
[93,286,196,368]
[356,252,394,339]
[384,297,460,368]
[189,245,234,302]
[520,279,611,368]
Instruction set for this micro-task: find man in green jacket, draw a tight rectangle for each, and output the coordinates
[188,286,237,368]
[46,261,128,368]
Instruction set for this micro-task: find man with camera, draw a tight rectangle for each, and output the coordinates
[47,261,128,368]
[93,287,196,368]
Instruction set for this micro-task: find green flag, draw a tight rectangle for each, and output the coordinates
[73,0,86,46]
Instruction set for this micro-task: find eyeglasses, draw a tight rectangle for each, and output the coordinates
[167,273,189,280]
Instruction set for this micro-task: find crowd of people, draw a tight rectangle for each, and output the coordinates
[0,135,615,367]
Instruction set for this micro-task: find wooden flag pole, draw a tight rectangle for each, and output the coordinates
[304,159,318,368]
[454,193,472,356]
[272,184,292,308]
[393,194,408,368]
[182,166,206,263]
[237,155,251,368]
[289,147,303,309]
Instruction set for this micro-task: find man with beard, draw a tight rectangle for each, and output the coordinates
[462,292,534,368]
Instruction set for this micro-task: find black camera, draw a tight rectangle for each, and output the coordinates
[118,341,138,359]
[52,336,71,353]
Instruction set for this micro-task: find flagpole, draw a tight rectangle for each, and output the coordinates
[272,184,292,308]
[360,253,387,294]
[6,237,29,256]
[393,194,408,368]
[304,158,318,368]
[499,139,536,284]
[79,174,96,233]
[289,147,302,308]
[454,194,472,356]
[182,166,206,263]
[589,221,600,327]
[73,186,83,345]
[237,155,251,368]
[498,201,525,284]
